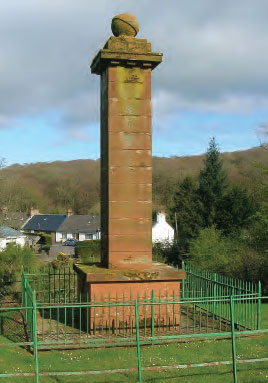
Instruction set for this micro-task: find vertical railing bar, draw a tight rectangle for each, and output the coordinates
[94,293,96,337]
[130,290,133,337]
[79,292,82,338]
[257,281,261,330]
[116,292,118,336]
[32,290,39,383]
[123,292,126,337]
[135,300,142,383]
[64,294,67,339]
[108,293,111,337]
[144,291,147,336]
[230,295,237,383]
[151,290,155,342]
[164,290,167,335]
[158,292,161,335]
[172,290,175,335]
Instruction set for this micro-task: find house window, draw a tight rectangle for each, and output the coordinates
[62,233,67,239]
[85,233,94,240]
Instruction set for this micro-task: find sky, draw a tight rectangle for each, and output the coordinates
[0,0,268,166]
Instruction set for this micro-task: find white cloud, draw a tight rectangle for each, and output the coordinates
[0,0,267,133]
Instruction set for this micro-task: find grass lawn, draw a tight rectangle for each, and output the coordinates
[0,304,267,383]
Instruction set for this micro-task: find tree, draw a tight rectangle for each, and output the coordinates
[246,212,268,254]
[216,185,256,234]
[257,123,268,152]
[188,216,268,294]
[170,176,203,255]
[188,226,242,273]
[198,137,226,227]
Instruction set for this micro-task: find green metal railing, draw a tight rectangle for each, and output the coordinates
[182,262,259,299]
[20,269,261,348]
[181,263,261,330]
[21,265,262,345]
[0,296,267,383]
[24,266,77,303]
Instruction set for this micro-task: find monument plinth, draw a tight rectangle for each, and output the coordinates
[75,14,185,330]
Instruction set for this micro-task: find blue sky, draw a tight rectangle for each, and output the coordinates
[0,0,267,165]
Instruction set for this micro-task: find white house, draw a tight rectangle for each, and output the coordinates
[152,212,174,244]
[0,226,27,250]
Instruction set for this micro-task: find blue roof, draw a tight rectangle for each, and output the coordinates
[23,215,66,232]
[0,226,25,238]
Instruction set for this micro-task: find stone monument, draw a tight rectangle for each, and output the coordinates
[75,14,185,330]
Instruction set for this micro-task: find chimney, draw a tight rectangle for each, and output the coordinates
[157,211,166,223]
[30,207,39,217]
[67,209,73,217]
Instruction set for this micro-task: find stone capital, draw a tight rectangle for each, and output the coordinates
[91,36,163,75]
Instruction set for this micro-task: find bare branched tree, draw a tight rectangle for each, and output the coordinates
[257,123,268,152]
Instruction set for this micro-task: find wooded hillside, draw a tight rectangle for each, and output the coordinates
[0,146,266,214]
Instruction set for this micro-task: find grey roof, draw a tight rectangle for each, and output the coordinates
[57,215,100,234]
[0,226,26,238]
[0,212,28,230]
[23,214,66,232]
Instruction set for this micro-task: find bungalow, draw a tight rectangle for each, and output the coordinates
[56,215,100,242]
[21,209,100,243]
[22,213,66,242]
[0,226,28,250]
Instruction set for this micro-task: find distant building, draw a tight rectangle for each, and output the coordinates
[22,208,100,243]
[56,215,100,242]
[0,208,28,230]
[22,213,66,242]
[0,226,28,250]
[152,212,174,244]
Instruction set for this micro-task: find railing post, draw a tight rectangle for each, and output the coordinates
[213,273,217,317]
[21,268,24,306]
[230,295,237,383]
[151,290,155,343]
[135,300,142,383]
[25,281,28,324]
[181,261,185,299]
[257,281,261,330]
[32,290,39,383]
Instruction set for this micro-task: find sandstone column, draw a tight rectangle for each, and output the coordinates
[91,14,162,269]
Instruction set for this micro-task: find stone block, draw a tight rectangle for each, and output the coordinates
[109,183,152,202]
[108,166,152,184]
[108,99,151,117]
[108,132,151,150]
[109,200,152,219]
[108,233,151,252]
[109,149,152,167]
[108,218,151,235]
[108,115,151,133]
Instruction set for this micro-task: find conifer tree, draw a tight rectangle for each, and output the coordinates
[170,176,203,254]
[198,137,226,227]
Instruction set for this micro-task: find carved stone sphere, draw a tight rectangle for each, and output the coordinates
[111,13,139,37]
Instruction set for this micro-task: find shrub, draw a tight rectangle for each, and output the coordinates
[153,240,183,266]
[75,240,100,264]
[38,233,52,246]
[39,244,51,254]
[50,252,72,268]
[188,226,243,274]
[0,244,37,299]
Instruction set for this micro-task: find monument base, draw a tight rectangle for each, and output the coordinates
[74,262,186,333]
